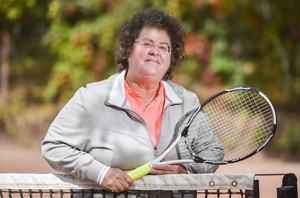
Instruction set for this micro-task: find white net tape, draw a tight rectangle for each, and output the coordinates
[0,173,254,191]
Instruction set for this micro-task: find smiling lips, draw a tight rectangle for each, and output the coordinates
[146,58,160,64]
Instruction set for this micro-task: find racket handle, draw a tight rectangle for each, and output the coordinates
[127,163,151,181]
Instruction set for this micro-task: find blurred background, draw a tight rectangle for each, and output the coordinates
[0,0,299,162]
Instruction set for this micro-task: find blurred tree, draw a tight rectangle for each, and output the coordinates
[42,0,146,102]
[276,119,300,156]
[43,0,300,106]
[0,0,36,111]
[42,0,201,102]
[177,0,300,105]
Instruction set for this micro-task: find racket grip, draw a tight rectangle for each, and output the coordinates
[127,163,151,181]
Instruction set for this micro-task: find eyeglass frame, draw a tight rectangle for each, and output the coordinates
[135,40,172,53]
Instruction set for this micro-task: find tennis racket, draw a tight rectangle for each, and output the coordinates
[127,86,277,181]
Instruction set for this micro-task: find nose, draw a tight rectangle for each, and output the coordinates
[149,45,160,55]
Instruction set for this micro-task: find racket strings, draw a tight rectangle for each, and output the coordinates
[199,90,274,162]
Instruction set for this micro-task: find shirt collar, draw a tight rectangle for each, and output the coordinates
[107,70,182,107]
[124,79,165,108]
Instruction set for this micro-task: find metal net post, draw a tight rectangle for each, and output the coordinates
[277,173,298,198]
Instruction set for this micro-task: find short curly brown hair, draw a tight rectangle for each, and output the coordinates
[115,8,186,80]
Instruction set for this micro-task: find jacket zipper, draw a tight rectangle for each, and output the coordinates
[126,109,160,157]
[153,146,157,156]
[125,108,175,158]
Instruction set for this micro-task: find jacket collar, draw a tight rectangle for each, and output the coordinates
[106,71,182,108]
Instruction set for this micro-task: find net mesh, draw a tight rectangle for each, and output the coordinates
[199,89,275,162]
[0,189,251,198]
[0,174,254,198]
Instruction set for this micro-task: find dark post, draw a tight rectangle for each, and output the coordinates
[277,173,298,198]
[246,179,260,198]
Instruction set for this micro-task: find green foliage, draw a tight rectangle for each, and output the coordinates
[275,120,300,156]
[178,0,300,104]
[41,0,300,105]
[42,0,146,102]
[0,0,36,21]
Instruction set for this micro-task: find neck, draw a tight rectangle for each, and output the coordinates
[145,84,160,106]
[125,76,160,107]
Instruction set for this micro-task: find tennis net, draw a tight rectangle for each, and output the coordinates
[0,173,255,198]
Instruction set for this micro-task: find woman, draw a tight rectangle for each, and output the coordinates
[42,8,224,193]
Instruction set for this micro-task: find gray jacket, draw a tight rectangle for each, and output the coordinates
[42,71,223,184]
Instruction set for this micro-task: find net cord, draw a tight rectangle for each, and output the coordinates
[0,173,254,191]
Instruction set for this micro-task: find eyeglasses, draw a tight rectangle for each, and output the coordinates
[135,40,172,53]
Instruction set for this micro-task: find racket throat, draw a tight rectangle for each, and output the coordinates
[185,137,228,165]
[193,156,206,163]
[192,156,228,165]
[185,136,198,158]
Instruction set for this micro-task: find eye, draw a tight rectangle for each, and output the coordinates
[159,45,168,52]
[142,41,153,48]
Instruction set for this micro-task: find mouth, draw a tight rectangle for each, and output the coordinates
[146,59,160,64]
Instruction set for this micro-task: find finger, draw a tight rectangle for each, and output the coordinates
[115,176,133,192]
[151,164,187,174]
[152,164,172,170]
[102,168,132,192]
[150,168,170,175]
[150,165,171,175]
[114,183,126,193]
[124,174,133,186]
[120,177,131,189]
[107,179,128,193]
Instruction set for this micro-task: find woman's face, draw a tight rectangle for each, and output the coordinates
[127,27,171,83]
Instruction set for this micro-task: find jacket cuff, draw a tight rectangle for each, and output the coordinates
[97,167,110,185]
[85,160,110,183]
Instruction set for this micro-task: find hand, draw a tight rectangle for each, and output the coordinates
[150,163,188,175]
[101,168,133,193]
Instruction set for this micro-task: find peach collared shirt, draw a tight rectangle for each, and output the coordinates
[124,81,165,146]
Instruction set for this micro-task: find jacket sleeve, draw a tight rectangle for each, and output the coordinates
[179,111,225,173]
[41,87,107,183]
